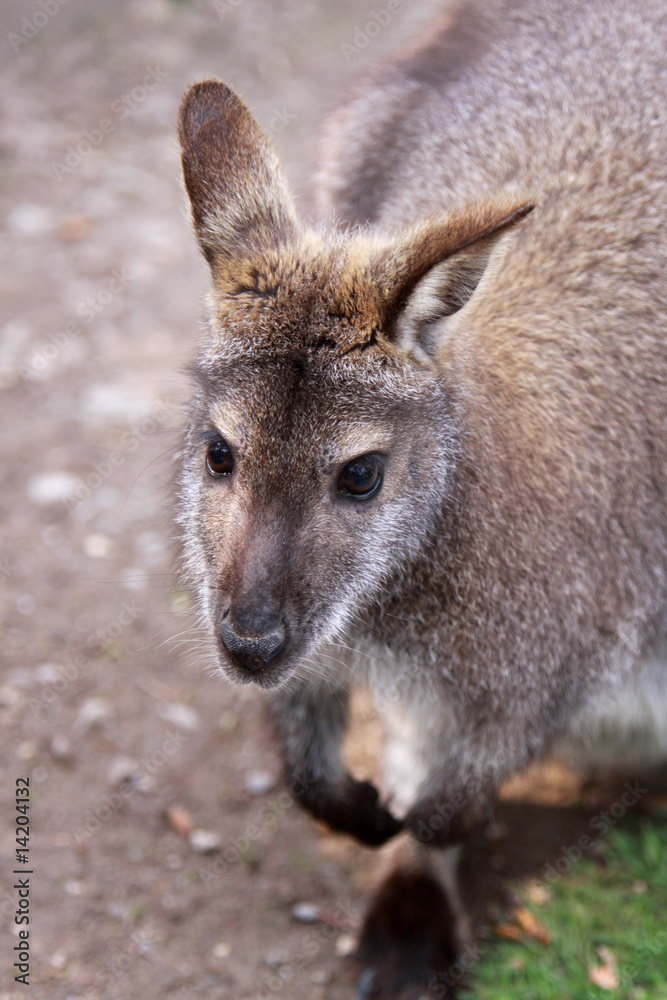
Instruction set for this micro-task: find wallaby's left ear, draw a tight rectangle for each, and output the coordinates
[178,79,297,271]
[372,200,534,355]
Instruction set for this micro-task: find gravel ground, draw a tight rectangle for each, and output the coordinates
[0,3,446,998]
[0,3,647,998]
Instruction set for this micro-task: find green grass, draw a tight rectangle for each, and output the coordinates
[465,815,667,1000]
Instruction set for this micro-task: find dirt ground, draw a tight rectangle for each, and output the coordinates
[0,3,659,999]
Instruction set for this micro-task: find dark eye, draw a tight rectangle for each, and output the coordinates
[337,454,383,500]
[206,437,234,477]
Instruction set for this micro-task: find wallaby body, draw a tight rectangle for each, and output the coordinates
[177,1,667,994]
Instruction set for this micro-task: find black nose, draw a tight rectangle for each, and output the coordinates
[219,611,287,674]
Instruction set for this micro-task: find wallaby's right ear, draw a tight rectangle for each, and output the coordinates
[178,80,297,272]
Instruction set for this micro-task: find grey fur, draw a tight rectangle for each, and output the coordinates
[176,0,667,859]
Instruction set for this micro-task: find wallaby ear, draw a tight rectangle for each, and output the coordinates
[178,80,297,273]
[371,200,534,355]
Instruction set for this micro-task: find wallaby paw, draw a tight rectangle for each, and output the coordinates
[353,870,460,999]
[291,774,404,847]
[342,778,405,846]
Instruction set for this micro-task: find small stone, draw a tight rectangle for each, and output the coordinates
[36,663,61,683]
[167,805,194,837]
[157,702,200,731]
[8,203,54,236]
[212,942,231,958]
[16,595,35,616]
[189,829,223,853]
[74,696,110,732]
[217,711,237,734]
[107,755,137,786]
[263,949,288,968]
[16,741,38,761]
[78,383,156,429]
[310,970,329,985]
[84,534,113,559]
[244,770,277,796]
[335,934,356,957]
[50,951,67,970]
[133,771,154,793]
[292,902,320,923]
[27,471,80,505]
[0,685,21,707]
[64,880,84,896]
[51,736,71,760]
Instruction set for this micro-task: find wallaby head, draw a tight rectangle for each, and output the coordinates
[177,80,532,689]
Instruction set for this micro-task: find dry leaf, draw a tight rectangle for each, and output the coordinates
[588,946,619,990]
[166,804,194,837]
[514,906,551,945]
[494,922,524,941]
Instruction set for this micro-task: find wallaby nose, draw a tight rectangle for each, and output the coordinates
[219,610,287,674]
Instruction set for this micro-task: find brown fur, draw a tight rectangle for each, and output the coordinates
[176,2,667,994]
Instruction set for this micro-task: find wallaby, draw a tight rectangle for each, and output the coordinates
[177,0,667,995]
